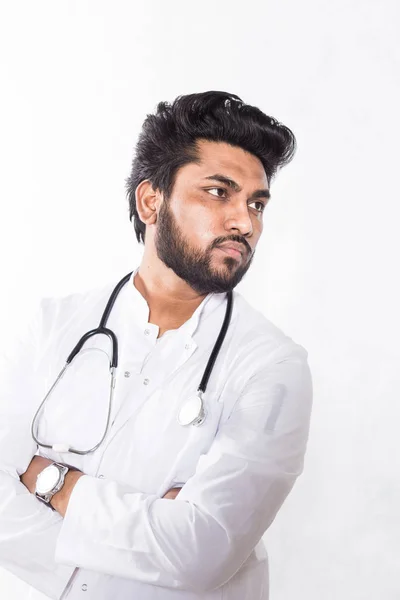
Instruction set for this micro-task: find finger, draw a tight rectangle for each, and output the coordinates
[163,487,181,499]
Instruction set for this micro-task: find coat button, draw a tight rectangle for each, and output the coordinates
[143,378,150,385]
[124,371,131,378]
[81,583,88,591]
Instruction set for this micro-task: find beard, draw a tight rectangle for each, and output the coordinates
[154,199,255,295]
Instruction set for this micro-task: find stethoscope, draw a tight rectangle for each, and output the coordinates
[31,271,233,455]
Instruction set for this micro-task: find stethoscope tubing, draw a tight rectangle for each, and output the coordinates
[31,271,233,454]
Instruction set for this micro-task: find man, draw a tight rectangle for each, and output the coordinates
[0,91,313,599]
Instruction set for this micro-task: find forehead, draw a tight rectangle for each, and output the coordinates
[180,139,269,188]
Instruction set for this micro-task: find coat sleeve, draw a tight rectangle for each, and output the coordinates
[55,342,313,593]
[0,301,76,600]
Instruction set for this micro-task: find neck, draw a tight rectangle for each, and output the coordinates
[134,253,208,327]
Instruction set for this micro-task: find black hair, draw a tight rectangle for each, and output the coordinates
[126,90,296,244]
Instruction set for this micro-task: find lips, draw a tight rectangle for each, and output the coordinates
[217,242,246,257]
[216,244,246,260]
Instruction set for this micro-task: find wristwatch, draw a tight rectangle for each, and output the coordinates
[35,462,74,510]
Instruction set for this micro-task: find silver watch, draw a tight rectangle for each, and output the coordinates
[35,462,70,509]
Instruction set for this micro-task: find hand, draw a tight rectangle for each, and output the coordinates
[163,486,182,500]
[20,455,53,494]
[21,455,84,517]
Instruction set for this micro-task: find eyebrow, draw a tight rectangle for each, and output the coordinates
[203,174,271,200]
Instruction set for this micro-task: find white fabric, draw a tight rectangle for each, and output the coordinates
[0,267,313,599]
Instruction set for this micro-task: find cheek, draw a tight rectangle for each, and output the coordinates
[252,214,263,236]
[176,203,217,244]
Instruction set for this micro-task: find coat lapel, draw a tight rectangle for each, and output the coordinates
[99,339,198,453]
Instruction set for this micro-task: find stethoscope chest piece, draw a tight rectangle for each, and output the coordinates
[177,393,206,427]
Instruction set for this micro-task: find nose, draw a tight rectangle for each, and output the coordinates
[223,201,253,237]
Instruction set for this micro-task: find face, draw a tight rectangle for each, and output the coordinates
[154,139,270,295]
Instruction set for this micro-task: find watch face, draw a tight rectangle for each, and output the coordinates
[36,465,61,494]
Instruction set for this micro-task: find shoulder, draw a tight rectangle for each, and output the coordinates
[37,278,118,341]
[208,289,311,410]
[210,290,313,429]
[231,289,308,362]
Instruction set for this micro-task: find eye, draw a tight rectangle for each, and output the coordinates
[207,187,227,198]
[248,201,266,213]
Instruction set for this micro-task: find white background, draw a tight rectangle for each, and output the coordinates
[0,1,399,598]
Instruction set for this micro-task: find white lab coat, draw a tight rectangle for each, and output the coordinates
[0,268,313,599]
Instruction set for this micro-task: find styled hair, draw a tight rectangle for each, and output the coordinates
[126,90,296,244]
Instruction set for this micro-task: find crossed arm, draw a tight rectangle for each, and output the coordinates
[2,340,312,595]
[20,456,181,517]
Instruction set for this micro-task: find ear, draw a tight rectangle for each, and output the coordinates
[135,180,161,226]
